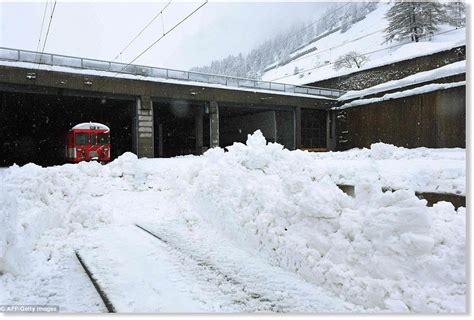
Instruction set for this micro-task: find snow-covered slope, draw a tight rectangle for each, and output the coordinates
[262,3,466,85]
[0,132,466,313]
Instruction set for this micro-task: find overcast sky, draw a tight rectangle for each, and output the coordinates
[0,0,333,70]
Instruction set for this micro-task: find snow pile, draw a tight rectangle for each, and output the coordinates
[339,60,466,100]
[310,142,465,162]
[0,132,466,312]
[0,161,112,275]
[190,131,465,312]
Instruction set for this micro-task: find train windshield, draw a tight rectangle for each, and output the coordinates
[75,133,89,145]
[98,133,110,145]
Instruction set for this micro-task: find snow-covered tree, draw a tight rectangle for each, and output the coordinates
[340,13,352,33]
[385,1,447,43]
[333,51,368,70]
[445,2,466,28]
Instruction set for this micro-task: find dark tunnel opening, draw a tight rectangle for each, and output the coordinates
[0,90,135,167]
[219,104,295,150]
[153,100,209,158]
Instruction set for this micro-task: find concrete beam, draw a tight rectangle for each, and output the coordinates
[0,65,338,111]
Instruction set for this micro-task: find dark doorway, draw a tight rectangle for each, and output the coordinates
[153,100,209,158]
[0,90,135,167]
[301,108,327,150]
[220,104,295,150]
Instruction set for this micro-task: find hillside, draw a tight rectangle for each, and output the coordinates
[261,3,466,85]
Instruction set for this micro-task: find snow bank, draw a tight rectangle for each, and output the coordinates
[335,81,465,110]
[0,161,112,275]
[190,132,465,312]
[340,60,466,101]
[0,133,465,312]
[307,143,465,196]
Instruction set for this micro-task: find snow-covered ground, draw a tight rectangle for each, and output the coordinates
[0,132,466,313]
[262,3,466,85]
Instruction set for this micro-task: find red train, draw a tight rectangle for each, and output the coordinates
[65,122,111,163]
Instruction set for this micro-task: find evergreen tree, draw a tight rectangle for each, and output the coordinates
[385,1,446,43]
[445,2,466,28]
[420,1,448,38]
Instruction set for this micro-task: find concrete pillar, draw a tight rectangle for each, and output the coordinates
[209,101,219,148]
[136,96,154,158]
[295,106,302,149]
[158,124,163,157]
[195,105,204,154]
[326,110,337,151]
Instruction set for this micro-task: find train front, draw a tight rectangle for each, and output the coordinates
[65,122,111,163]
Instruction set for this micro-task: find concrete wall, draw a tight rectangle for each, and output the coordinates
[335,85,466,150]
[307,46,466,91]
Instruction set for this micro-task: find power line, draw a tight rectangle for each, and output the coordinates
[112,0,173,62]
[252,3,353,65]
[287,27,387,66]
[39,0,57,55]
[269,27,462,82]
[36,1,49,52]
[113,0,208,77]
[284,2,352,44]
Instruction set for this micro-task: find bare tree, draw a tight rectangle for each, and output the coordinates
[333,51,368,70]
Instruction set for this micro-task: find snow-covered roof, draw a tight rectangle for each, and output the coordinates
[72,122,110,131]
[335,81,465,110]
[339,60,466,101]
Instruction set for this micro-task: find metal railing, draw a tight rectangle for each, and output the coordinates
[0,47,345,99]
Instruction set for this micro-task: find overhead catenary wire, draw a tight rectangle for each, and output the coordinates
[287,27,387,66]
[35,1,50,53]
[283,2,352,44]
[112,0,173,61]
[269,27,463,82]
[249,2,354,65]
[113,0,208,77]
[38,0,57,65]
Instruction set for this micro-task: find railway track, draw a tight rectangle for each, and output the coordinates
[74,224,349,312]
[134,224,280,312]
[75,224,285,312]
[75,251,116,313]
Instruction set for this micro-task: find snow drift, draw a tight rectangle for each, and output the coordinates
[0,131,466,312]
